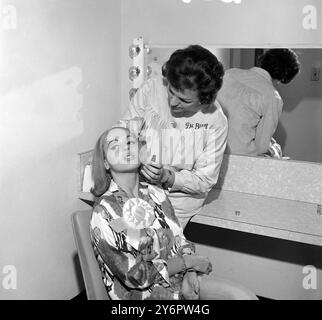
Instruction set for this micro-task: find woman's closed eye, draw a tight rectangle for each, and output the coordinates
[109,143,120,150]
[168,87,193,104]
[180,98,192,104]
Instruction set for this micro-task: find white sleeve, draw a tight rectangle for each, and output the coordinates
[122,81,152,120]
[255,93,283,155]
[113,82,151,136]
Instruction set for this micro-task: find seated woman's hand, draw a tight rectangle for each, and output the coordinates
[181,271,200,300]
[184,254,212,275]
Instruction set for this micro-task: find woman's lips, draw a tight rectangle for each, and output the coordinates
[125,154,134,161]
[125,153,140,164]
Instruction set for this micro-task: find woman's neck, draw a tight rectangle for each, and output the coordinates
[111,172,139,198]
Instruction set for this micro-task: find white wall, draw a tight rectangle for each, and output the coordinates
[0,0,121,299]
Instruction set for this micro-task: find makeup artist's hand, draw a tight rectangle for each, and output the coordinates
[140,162,175,188]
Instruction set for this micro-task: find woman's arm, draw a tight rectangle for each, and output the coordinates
[255,94,283,155]
[167,254,212,276]
[166,256,188,276]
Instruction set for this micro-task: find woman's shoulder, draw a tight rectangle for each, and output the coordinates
[146,184,181,226]
[196,100,227,129]
[213,100,228,126]
[145,183,167,203]
[93,192,117,209]
[93,192,123,220]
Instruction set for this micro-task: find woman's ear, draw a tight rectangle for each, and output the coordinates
[104,159,109,170]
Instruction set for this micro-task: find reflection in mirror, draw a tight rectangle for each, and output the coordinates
[217,48,301,160]
[145,47,322,163]
[273,49,322,164]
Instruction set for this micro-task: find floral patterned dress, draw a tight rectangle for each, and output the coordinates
[90,180,195,300]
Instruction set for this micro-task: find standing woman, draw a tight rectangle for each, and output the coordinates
[119,45,228,229]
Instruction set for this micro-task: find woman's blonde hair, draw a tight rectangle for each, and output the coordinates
[91,129,112,197]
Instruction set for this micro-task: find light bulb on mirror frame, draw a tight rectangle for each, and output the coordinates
[129,88,138,100]
[146,65,152,78]
[145,45,152,54]
[128,66,141,81]
[129,44,141,59]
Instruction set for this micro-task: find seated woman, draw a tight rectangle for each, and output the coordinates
[90,126,258,300]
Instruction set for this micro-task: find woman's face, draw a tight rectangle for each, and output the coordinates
[104,127,140,173]
[167,84,201,118]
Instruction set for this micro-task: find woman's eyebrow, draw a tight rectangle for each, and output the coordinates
[169,87,192,102]
[106,138,119,146]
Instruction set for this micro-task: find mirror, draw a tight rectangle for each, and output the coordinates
[141,47,322,163]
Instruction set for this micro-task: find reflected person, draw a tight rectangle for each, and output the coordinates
[217,49,300,157]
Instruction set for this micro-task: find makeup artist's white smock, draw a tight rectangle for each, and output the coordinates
[121,77,228,228]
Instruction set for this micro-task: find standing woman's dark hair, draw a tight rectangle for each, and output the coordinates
[91,130,112,197]
[162,45,225,105]
[259,49,300,84]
